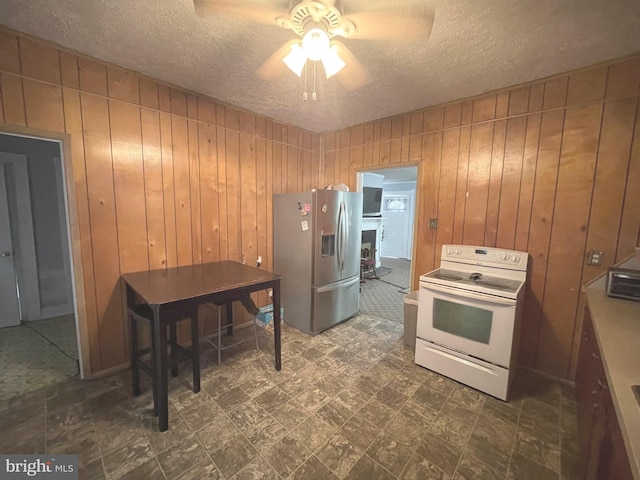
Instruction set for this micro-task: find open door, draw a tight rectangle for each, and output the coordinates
[0,165,20,327]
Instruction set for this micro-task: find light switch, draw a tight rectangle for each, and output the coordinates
[429,218,438,230]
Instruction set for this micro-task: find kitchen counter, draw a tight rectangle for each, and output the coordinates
[584,254,640,480]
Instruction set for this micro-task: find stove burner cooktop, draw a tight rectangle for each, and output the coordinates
[474,280,509,290]
[433,273,463,281]
[421,268,522,296]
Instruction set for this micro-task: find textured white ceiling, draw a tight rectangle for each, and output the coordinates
[1,0,640,133]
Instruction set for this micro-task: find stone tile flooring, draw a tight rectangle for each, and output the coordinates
[0,314,579,480]
[0,317,78,402]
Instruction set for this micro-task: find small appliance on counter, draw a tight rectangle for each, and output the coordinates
[606,267,640,302]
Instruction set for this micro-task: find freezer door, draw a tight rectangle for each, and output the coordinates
[310,275,360,333]
[312,190,341,286]
[341,192,363,280]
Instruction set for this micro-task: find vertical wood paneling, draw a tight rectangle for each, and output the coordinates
[1,29,639,379]
[536,103,602,377]
[514,114,541,252]
[216,126,229,260]
[62,88,100,372]
[322,58,640,380]
[171,117,193,266]
[463,123,493,246]
[583,98,636,276]
[415,131,442,281]
[78,58,108,96]
[19,37,61,85]
[240,132,257,264]
[60,52,79,89]
[199,123,219,263]
[519,110,564,367]
[107,67,139,105]
[81,92,125,370]
[0,30,323,376]
[225,130,241,261]
[188,119,202,264]
[484,120,507,247]
[109,100,148,273]
[0,31,20,73]
[435,129,459,255]
[140,109,167,270]
[617,101,640,261]
[496,117,527,249]
[452,126,470,244]
[22,79,65,132]
[1,74,26,125]
[159,113,177,268]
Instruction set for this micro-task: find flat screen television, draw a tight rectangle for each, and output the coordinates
[362,187,383,216]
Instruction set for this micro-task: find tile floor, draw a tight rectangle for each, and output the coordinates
[0,312,579,480]
[0,315,78,402]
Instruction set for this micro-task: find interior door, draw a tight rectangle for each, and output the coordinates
[0,165,21,327]
[381,192,411,258]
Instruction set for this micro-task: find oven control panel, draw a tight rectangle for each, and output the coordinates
[442,245,528,270]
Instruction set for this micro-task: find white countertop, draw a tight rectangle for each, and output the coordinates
[584,254,640,480]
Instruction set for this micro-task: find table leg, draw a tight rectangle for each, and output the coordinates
[272,280,282,371]
[153,305,169,432]
[225,301,233,336]
[169,321,178,377]
[126,284,141,397]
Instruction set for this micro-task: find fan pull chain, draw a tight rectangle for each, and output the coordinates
[312,61,317,101]
[303,62,308,101]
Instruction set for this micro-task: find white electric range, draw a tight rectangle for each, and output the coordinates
[415,245,528,400]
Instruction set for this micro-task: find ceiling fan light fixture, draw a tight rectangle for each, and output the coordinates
[321,45,345,78]
[302,28,330,61]
[283,43,307,76]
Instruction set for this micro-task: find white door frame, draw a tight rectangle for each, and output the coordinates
[0,128,89,379]
[0,153,41,320]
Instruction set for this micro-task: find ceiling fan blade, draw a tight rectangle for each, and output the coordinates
[256,40,299,81]
[340,6,434,41]
[193,0,285,26]
[332,41,371,91]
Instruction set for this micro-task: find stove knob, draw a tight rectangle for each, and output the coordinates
[455,248,462,255]
[512,255,520,262]
[446,248,453,255]
[502,253,510,261]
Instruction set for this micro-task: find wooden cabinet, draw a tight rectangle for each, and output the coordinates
[576,308,634,480]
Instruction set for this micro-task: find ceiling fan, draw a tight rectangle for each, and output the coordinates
[193,0,434,95]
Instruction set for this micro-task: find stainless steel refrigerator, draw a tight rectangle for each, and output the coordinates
[274,190,363,335]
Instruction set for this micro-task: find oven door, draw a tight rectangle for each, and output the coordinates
[417,281,517,368]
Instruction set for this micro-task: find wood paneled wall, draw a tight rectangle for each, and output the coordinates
[322,56,640,379]
[0,29,321,376]
[1,27,638,380]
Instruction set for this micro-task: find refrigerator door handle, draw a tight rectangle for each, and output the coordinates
[343,200,349,273]
[336,201,343,272]
[316,274,360,293]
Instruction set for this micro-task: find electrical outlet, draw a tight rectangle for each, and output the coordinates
[429,218,438,230]
[587,250,603,266]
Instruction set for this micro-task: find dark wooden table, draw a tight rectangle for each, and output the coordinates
[121,261,282,432]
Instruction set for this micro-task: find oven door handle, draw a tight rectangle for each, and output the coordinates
[421,282,517,306]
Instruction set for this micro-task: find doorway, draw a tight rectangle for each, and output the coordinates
[0,133,80,401]
[357,166,418,324]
